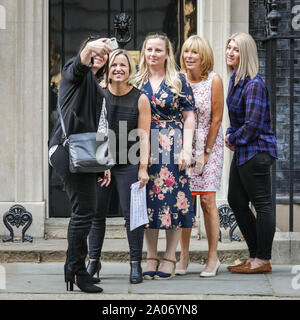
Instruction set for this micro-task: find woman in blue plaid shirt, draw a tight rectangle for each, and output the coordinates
[225,33,278,274]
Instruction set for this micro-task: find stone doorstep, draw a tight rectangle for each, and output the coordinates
[0,232,299,264]
[44,217,235,240]
[44,218,201,240]
[0,238,249,264]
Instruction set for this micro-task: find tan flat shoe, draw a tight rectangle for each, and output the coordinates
[227,260,247,272]
[231,262,272,274]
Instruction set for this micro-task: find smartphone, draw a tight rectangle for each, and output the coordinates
[106,38,118,50]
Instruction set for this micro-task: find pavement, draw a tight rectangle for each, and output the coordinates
[0,262,300,300]
[1,234,300,300]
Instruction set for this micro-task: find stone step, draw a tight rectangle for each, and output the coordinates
[45,218,128,239]
[1,232,299,264]
[0,237,249,264]
[45,218,201,240]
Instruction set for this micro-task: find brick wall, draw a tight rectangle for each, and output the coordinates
[249,0,300,202]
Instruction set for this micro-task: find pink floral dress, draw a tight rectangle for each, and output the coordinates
[189,71,224,192]
[142,73,196,229]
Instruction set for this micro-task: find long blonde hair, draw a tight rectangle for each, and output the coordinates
[226,32,259,82]
[133,33,182,96]
[180,35,214,81]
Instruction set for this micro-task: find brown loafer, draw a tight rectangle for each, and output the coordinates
[231,262,272,274]
[227,260,247,272]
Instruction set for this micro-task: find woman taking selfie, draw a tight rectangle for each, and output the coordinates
[49,36,112,293]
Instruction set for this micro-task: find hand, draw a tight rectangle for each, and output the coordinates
[98,170,111,187]
[178,149,191,172]
[138,168,149,189]
[99,80,107,89]
[86,38,112,57]
[225,134,235,151]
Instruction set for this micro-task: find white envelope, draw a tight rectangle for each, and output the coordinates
[130,181,149,231]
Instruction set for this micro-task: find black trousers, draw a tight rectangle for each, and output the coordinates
[50,145,98,273]
[88,164,144,262]
[228,152,275,260]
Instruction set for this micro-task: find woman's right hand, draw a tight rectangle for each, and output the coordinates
[86,38,111,57]
[80,38,111,66]
[138,167,149,189]
[225,134,235,151]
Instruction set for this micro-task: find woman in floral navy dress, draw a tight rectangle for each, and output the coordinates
[134,32,196,280]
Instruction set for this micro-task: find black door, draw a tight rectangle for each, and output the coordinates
[49,0,197,217]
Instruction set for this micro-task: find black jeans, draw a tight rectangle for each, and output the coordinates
[51,145,98,274]
[88,164,144,262]
[228,152,275,260]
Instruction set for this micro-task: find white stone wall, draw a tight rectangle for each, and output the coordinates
[0,0,47,238]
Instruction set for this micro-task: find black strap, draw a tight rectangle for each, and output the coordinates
[56,95,107,146]
[56,99,69,146]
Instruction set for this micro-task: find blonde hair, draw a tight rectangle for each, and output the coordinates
[180,35,214,81]
[107,49,136,85]
[133,33,182,96]
[226,32,259,82]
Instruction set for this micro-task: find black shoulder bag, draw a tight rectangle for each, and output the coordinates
[57,98,115,173]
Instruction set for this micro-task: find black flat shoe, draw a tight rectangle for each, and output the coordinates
[65,268,103,293]
[87,260,102,279]
[130,262,143,284]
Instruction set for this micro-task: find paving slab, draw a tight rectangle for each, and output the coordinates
[266,265,300,297]
[0,262,300,300]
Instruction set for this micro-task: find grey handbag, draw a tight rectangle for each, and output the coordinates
[57,98,115,173]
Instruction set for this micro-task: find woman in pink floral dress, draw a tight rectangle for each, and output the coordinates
[134,32,196,280]
[176,35,224,277]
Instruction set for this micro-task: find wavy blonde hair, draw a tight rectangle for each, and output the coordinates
[133,33,182,96]
[226,32,259,82]
[106,49,136,85]
[180,35,214,81]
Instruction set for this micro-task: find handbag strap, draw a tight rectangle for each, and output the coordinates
[56,98,69,146]
[56,95,108,145]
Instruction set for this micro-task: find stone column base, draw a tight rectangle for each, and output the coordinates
[0,202,45,240]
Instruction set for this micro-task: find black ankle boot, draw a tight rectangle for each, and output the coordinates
[87,260,102,279]
[130,262,143,284]
[65,267,103,293]
[65,265,100,284]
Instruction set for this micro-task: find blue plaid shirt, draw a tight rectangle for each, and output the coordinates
[226,72,278,166]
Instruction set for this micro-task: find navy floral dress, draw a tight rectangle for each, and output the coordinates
[142,73,196,229]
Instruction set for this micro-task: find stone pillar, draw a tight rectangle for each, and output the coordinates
[0,0,46,239]
[196,0,249,238]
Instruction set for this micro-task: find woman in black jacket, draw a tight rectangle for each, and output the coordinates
[49,36,111,293]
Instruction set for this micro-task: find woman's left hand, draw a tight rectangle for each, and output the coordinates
[138,168,149,189]
[178,149,191,171]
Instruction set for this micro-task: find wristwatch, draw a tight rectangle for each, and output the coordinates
[205,147,212,154]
